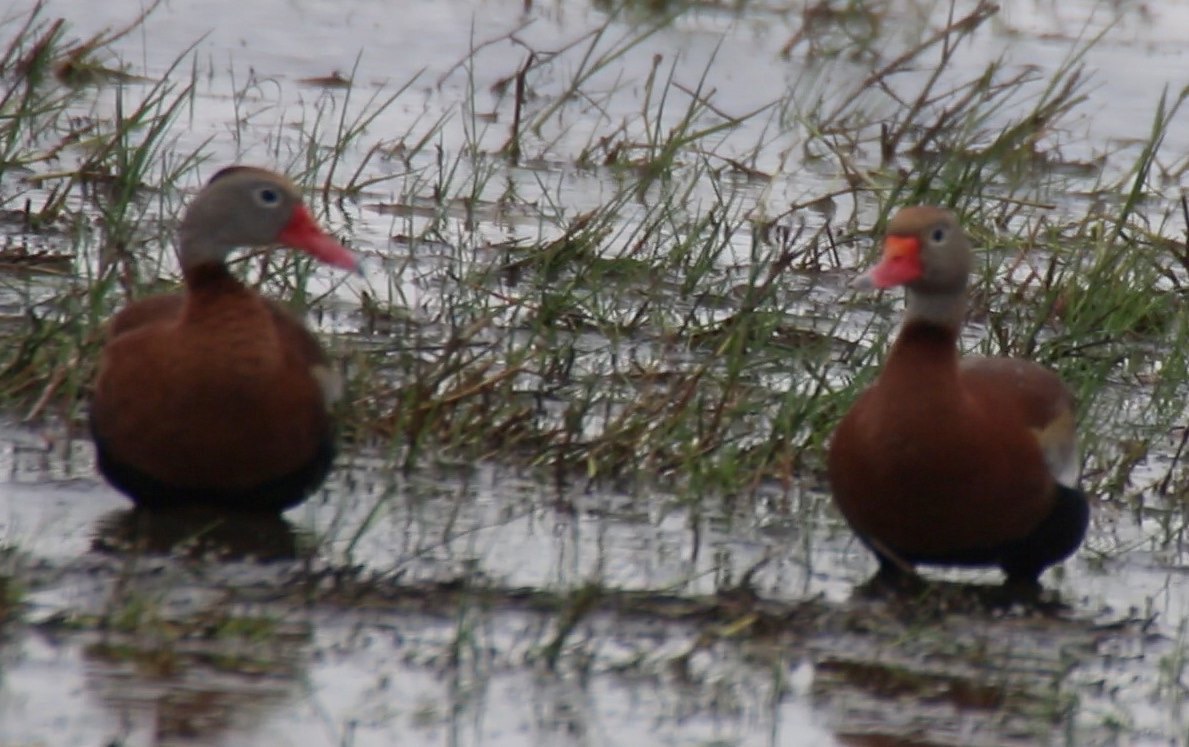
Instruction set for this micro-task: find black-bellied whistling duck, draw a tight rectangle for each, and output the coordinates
[828,206,1089,586]
[90,166,359,512]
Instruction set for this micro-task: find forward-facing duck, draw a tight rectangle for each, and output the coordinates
[828,206,1089,586]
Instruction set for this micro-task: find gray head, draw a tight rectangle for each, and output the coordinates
[852,206,973,328]
[177,166,358,274]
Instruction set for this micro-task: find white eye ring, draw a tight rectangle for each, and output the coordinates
[253,186,282,208]
[929,226,947,244]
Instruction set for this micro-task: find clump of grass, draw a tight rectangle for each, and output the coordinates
[0,7,81,186]
[345,137,852,495]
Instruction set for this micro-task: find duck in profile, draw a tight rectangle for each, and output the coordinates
[828,206,1089,588]
[90,166,359,512]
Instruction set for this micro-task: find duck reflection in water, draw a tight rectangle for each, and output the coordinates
[92,506,304,561]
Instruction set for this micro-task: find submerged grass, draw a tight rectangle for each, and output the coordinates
[0,3,1187,538]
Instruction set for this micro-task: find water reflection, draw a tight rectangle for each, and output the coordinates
[80,507,313,743]
[91,507,306,562]
[82,619,310,745]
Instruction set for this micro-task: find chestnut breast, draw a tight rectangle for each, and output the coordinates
[91,268,332,493]
[828,323,1058,556]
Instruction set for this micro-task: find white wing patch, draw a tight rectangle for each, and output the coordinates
[1033,409,1081,488]
[311,364,343,406]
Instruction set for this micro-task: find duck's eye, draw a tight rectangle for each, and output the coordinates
[930,226,947,244]
[254,186,281,207]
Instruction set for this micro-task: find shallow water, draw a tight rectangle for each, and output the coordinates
[2,0,1189,745]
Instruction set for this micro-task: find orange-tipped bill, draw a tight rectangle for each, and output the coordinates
[852,234,923,290]
[278,205,360,273]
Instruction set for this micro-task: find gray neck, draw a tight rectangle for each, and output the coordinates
[904,288,966,331]
[177,221,231,272]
